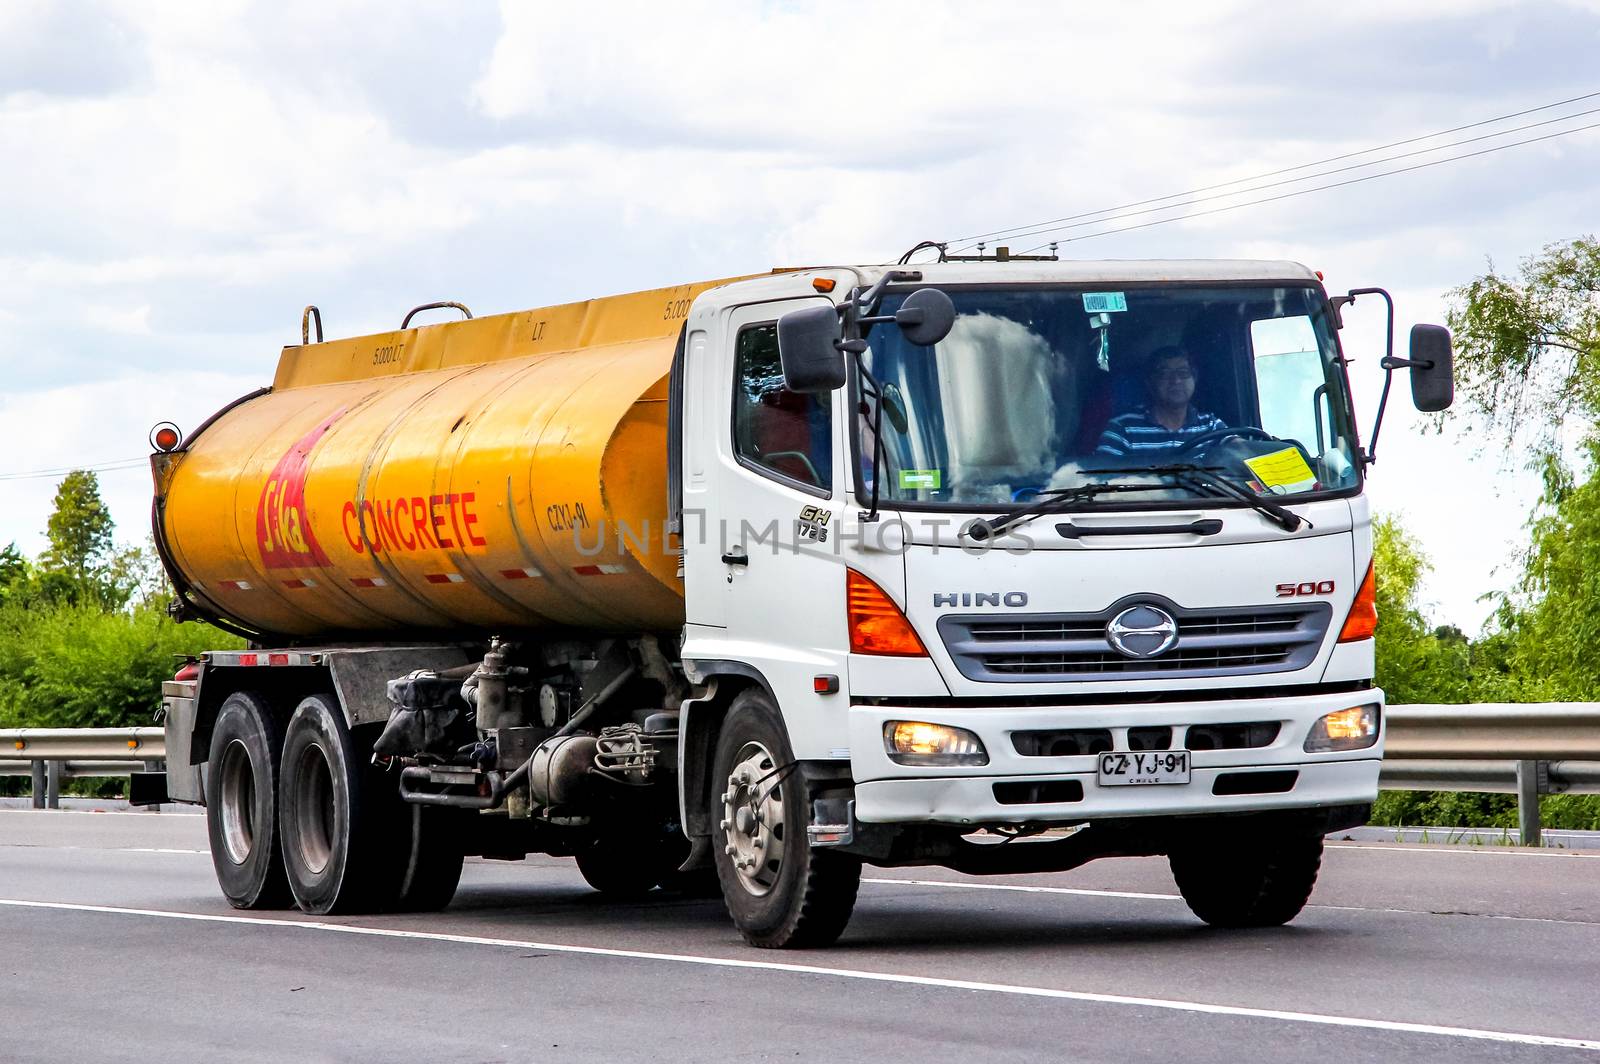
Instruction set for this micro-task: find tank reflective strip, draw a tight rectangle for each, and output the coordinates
[573,564,626,576]
[280,578,317,590]
[499,568,543,580]
[218,580,254,591]
[425,573,465,584]
[349,577,388,588]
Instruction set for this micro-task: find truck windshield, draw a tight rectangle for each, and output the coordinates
[855,283,1360,509]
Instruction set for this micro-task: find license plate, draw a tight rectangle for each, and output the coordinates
[1097,750,1191,786]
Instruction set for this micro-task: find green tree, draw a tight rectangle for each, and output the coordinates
[38,470,118,606]
[1446,235,1600,454]
[1371,516,1473,705]
[0,542,26,603]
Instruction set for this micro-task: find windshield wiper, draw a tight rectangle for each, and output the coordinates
[1096,463,1309,533]
[966,482,1174,541]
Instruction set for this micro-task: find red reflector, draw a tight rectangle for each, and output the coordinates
[813,674,840,694]
[268,653,290,666]
[238,653,259,666]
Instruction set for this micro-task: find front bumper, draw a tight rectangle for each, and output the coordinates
[848,688,1382,825]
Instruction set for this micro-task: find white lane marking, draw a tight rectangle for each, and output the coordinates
[123,847,208,855]
[864,876,1600,927]
[1,898,1595,1052]
[867,877,1180,901]
[1329,843,1600,859]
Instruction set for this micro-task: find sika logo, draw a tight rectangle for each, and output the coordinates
[257,408,348,569]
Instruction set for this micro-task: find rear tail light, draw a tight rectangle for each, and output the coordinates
[847,568,926,656]
[1339,561,1377,642]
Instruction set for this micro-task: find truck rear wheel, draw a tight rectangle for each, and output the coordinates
[205,692,292,910]
[279,694,406,915]
[1170,834,1324,928]
[711,689,860,948]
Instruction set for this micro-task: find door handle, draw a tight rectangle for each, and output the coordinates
[722,548,749,566]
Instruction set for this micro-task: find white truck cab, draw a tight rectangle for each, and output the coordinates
[671,258,1450,941]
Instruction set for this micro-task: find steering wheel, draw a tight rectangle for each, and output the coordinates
[1172,426,1275,455]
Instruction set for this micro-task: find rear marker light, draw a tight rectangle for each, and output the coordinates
[813,674,840,694]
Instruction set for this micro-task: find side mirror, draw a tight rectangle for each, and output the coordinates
[778,305,846,392]
[894,288,957,346]
[1407,324,1454,412]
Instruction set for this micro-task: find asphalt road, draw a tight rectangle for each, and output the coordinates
[2,810,1597,1063]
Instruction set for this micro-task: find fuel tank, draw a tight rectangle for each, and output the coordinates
[153,278,746,639]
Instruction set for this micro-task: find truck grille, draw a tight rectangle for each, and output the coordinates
[937,600,1331,683]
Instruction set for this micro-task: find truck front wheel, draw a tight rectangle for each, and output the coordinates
[205,692,292,910]
[1169,834,1324,928]
[711,689,861,948]
[278,694,405,915]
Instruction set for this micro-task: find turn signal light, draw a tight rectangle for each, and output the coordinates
[847,568,926,656]
[1338,561,1377,642]
[812,277,837,293]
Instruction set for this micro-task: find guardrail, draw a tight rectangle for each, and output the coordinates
[3,707,1598,843]
[1378,704,1599,846]
[0,728,165,810]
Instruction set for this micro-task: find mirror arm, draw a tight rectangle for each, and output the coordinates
[851,269,923,319]
[1344,287,1395,467]
[852,349,886,522]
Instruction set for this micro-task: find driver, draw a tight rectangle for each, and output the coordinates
[1095,346,1227,458]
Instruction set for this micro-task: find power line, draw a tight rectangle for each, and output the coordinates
[0,458,148,483]
[948,105,1600,254]
[950,88,1600,248]
[1006,118,1600,253]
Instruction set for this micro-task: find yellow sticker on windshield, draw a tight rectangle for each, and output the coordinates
[1244,447,1317,495]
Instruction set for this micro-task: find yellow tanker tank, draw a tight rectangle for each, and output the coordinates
[152,278,749,639]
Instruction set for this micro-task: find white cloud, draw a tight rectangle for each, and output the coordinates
[0,0,1597,632]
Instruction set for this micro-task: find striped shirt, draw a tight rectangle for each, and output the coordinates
[1094,405,1228,457]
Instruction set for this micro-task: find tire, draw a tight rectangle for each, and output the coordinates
[393,805,466,912]
[1170,834,1324,928]
[205,691,293,910]
[278,694,408,915]
[711,689,861,948]
[574,817,689,898]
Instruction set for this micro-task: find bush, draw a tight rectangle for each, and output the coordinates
[1370,790,1600,832]
[0,601,240,729]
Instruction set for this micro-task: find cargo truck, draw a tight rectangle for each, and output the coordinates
[145,256,1452,947]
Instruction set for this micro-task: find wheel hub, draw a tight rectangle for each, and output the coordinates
[720,741,786,896]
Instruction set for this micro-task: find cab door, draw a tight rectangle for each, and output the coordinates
[681,298,850,754]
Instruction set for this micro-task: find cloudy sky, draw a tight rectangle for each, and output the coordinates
[2,0,1597,632]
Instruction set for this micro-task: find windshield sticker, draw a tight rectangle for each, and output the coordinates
[1081,292,1128,313]
[899,469,942,490]
[1244,448,1317,495]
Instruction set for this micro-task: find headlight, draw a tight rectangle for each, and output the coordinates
[883,721,989,766]
[1304,704,1380,753]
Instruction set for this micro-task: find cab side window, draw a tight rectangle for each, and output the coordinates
[732,323,832,494]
